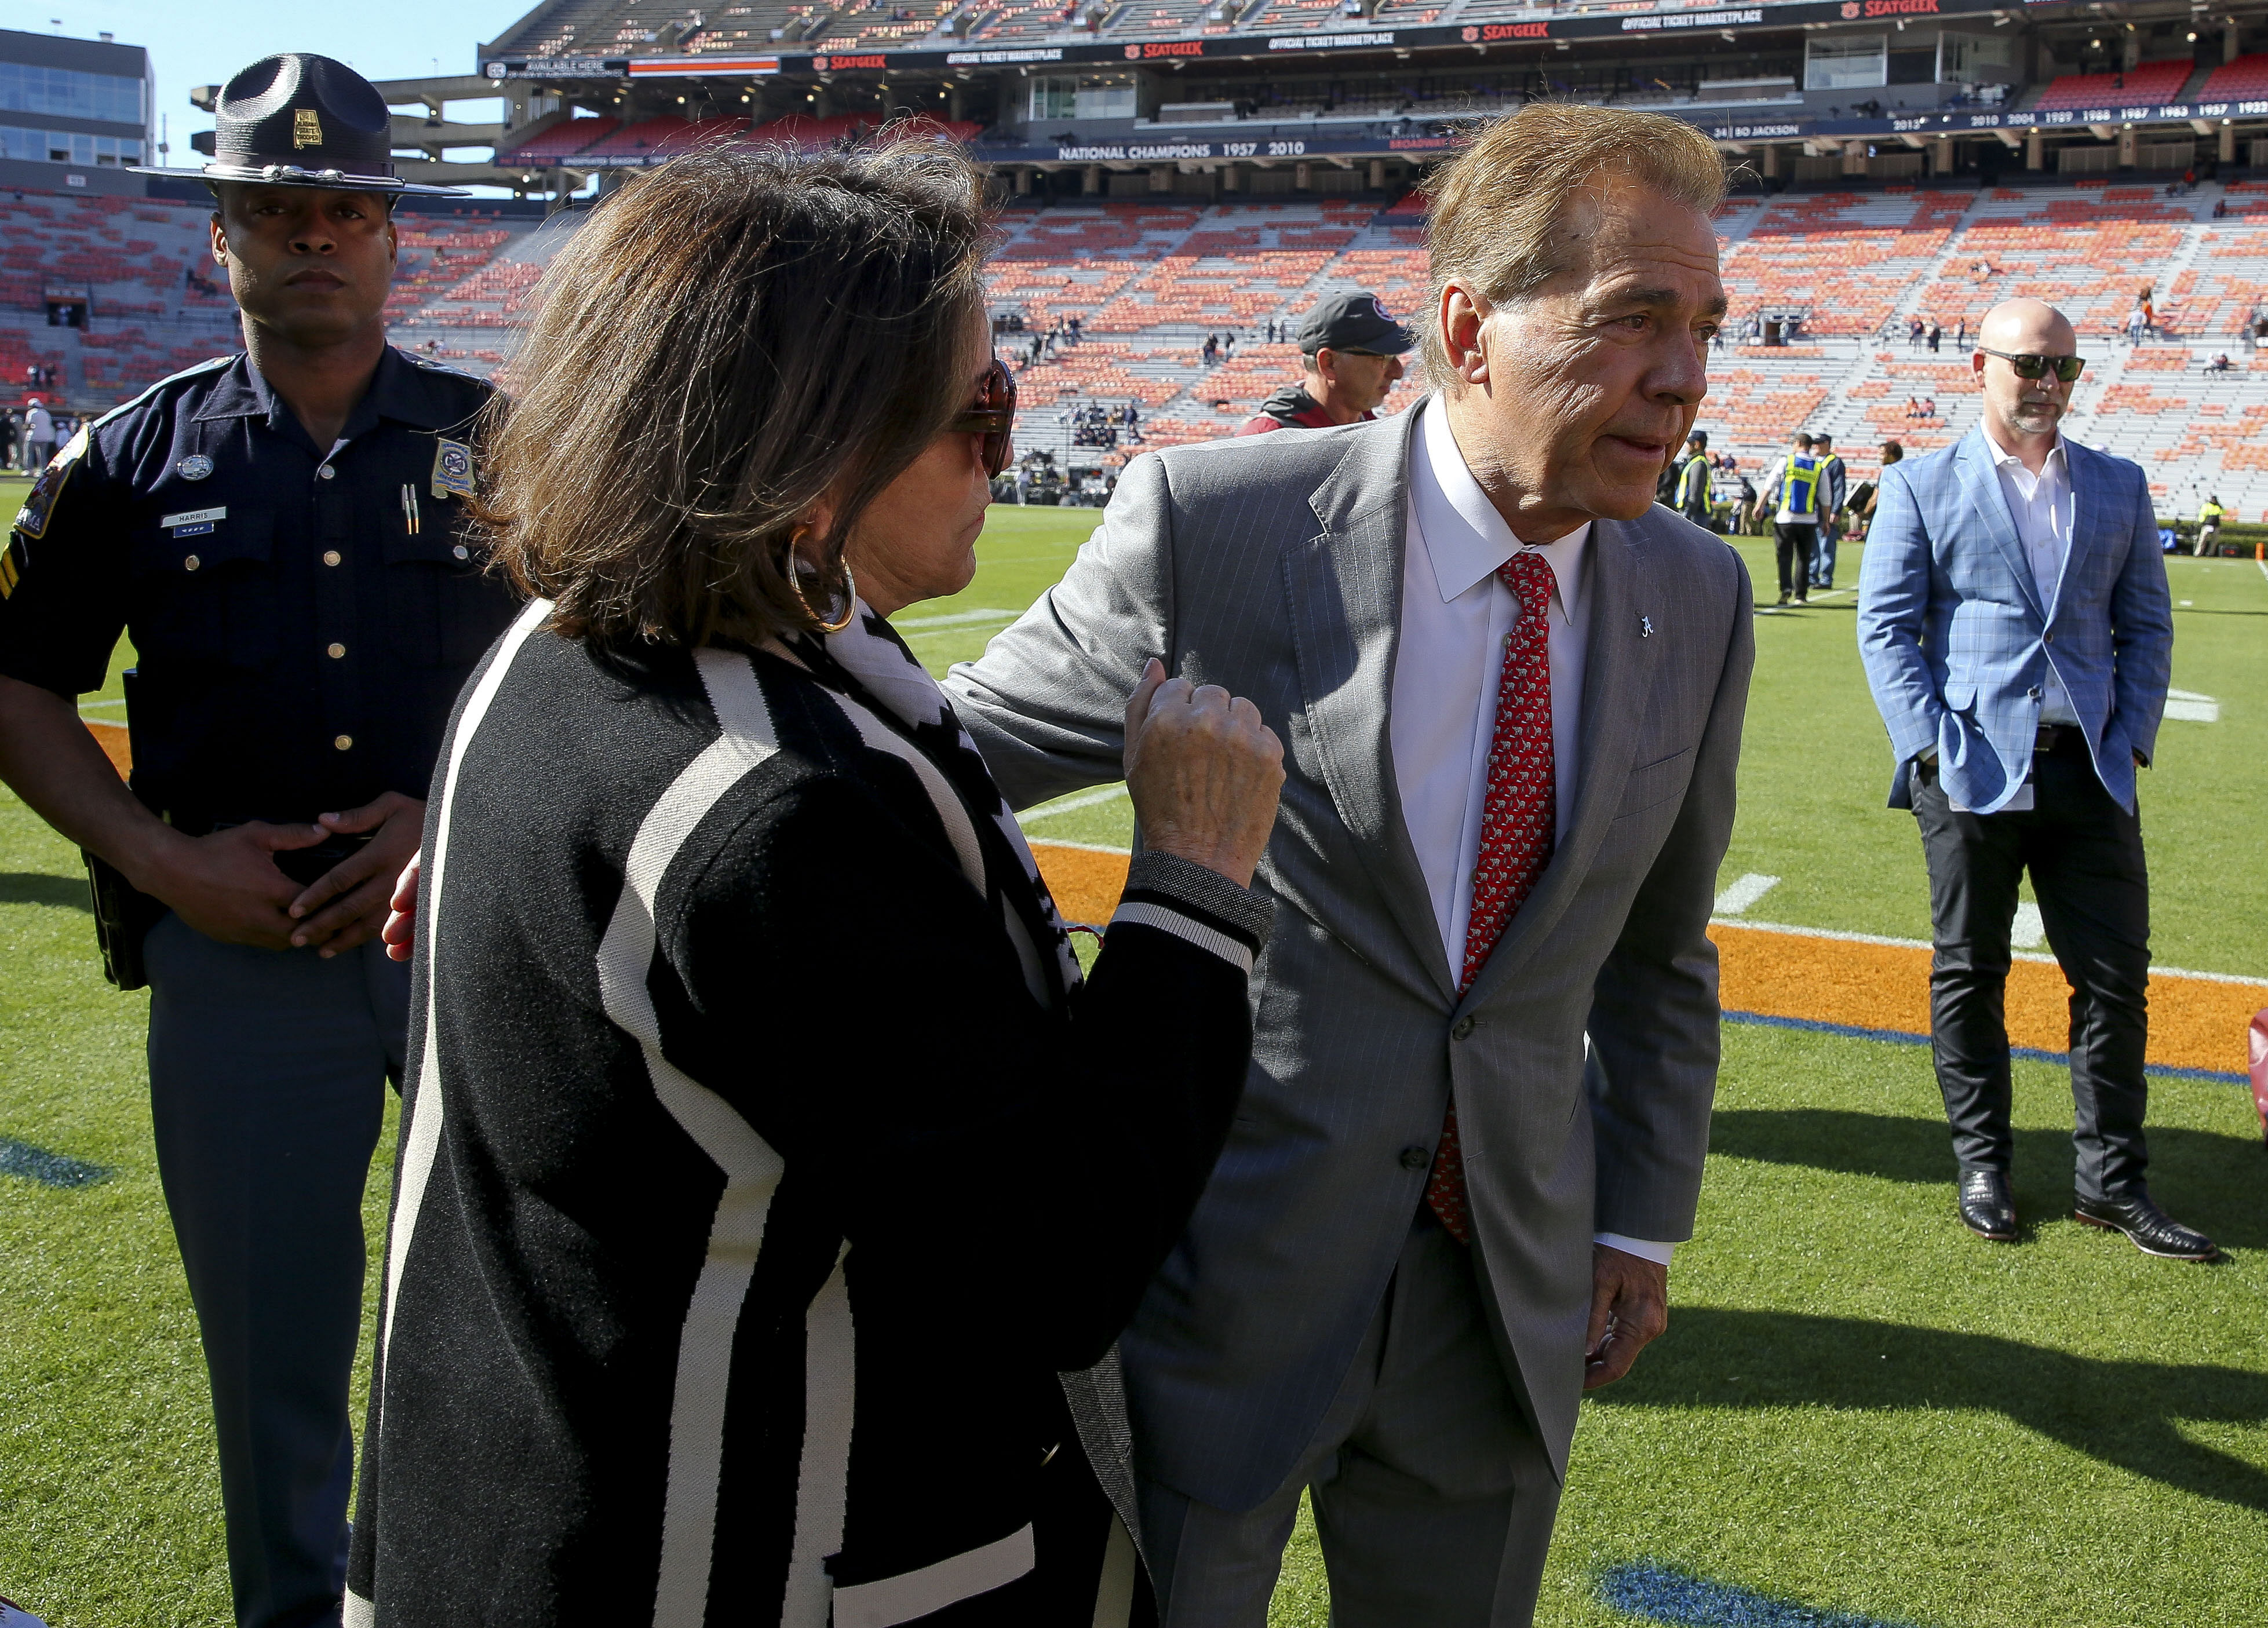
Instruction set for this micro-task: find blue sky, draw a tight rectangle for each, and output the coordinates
[21,1,535,160]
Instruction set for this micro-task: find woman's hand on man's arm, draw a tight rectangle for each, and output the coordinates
[1121,658,1285,888]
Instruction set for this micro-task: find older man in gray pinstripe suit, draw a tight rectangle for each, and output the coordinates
[948,104,1752,1626]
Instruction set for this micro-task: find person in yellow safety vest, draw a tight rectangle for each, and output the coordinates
[2198,494,2227,554]
[1760,430,1825,605]
[1675,431,1715,528]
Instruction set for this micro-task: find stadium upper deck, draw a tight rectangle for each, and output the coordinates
[471,0,2268,195]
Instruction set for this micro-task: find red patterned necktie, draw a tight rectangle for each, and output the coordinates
[1424,550,1559,1244]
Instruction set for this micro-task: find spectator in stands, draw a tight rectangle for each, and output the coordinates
[354,138,1283,1626]
[2207,352,2232,373]
[2,53,521,1628]
[1202,331,1220,366]
[949,100,1746,1628]
[1921,395,1937,419]
[1928,321,1943,354]
[1859,295,2211,1264]
[1909,316,1926,350]
[2212,197,2229,220]
[1811,431,1848,591]
[2125,304,2146,344]
[1236,289,1410,434]
[1760,429,1826,605]
[1955,317,1968,352]
[20,397,54,470]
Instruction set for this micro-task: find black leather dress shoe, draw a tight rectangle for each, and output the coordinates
[1958,1170,2017,1240]
[2074,1192,2219,1261]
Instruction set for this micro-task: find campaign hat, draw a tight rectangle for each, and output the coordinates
[130,53,466,198]
[1297,290,1412,357]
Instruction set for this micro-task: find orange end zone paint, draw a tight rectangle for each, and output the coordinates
[1029,844,2267,1081]
[85,721,130,780]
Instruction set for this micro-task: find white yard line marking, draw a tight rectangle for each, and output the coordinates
[2164,687,2220,722]
[894,607,1022,630]
[2011,901,2046,950]
[1016,784,1131,826]
[1713,873,1781,915]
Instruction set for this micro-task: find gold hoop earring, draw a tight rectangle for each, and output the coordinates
[785,525,858,635]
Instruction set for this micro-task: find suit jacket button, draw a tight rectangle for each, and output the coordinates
[1399,1145,1431,1171]
[1452,1016,1476,1040]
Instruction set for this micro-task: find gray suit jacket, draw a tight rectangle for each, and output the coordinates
[946,406,1753,1510]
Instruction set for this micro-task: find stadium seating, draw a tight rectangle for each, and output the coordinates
[498,115,620,162]
[749,112,981,145]
[578,116,752,162]
[2193,52,2268,101]
[2024,60,2190,114]
[6,174,2264,515]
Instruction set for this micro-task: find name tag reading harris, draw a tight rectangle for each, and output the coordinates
[161,506,225,538]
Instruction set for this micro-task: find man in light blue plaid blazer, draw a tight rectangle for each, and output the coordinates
[1857,297,2211,1263]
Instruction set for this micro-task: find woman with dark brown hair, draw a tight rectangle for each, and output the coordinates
[345,140,1283,1627]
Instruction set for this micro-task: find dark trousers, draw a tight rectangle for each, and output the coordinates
[144,913,408,1628]
[1139,1207,1558,1627]
[1910,734,2152,1202]
[1773,524,1815,597]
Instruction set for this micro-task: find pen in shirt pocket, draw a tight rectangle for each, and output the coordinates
[400,483,421,535]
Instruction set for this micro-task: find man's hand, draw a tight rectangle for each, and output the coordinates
[286,793,425,957]
[1584,1243,1669,1390]
[138,821,333,951]
[382,850,421,963]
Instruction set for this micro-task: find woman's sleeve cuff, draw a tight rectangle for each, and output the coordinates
[1110,850,1272,974]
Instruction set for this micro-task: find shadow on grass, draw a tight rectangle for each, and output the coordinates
[1599,1306,2268,1513]
[1709,1108,2267,1248]
[0,870,91,911]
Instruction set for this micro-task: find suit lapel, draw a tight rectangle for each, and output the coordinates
[1458,515,1659,1013]
[1955,429,2044,620]
[2055,439,2099,622]
[1280,412,1456,1003]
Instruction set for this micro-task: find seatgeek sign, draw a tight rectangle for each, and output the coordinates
[481,0,2051,80]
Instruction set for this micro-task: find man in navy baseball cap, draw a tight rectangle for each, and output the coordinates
[1238,289,1412,435]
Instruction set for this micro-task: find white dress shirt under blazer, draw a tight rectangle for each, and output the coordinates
[1978,421,2080,726]
[1390,393,1671,1266]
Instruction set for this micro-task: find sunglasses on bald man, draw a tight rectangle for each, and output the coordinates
[1977,348,2087,384]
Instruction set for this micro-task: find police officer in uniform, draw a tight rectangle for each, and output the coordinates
[0,55,520,1628]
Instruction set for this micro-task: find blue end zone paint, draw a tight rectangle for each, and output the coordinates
[1600,1561,1919,1627]
[1722,1009,2248,1087]
[0,1136,110,1189]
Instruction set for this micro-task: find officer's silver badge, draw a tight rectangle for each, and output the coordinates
[430,439,475,501]
[177,455,214,481]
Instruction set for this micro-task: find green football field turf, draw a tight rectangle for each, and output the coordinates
[3,485,2265,1626]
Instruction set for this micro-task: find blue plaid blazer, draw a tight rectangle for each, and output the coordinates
[1856,426,2172,815]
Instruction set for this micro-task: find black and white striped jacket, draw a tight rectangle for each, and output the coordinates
[347,601,1267,1627]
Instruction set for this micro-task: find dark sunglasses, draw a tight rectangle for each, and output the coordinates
[1978,347,2087,384]
[949,357,1018,479]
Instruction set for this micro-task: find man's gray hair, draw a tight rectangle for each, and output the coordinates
[1420,103,1728,389]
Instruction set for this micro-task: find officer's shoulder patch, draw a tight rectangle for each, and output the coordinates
[12,425,90,542]
[90,354,238,433]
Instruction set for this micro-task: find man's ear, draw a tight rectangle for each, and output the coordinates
[209,212,229,268]
[1439,284,1490,388]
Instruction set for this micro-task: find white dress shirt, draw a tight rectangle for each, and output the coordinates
[1390,394,1671,1268]
[1978,421,2079,725]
